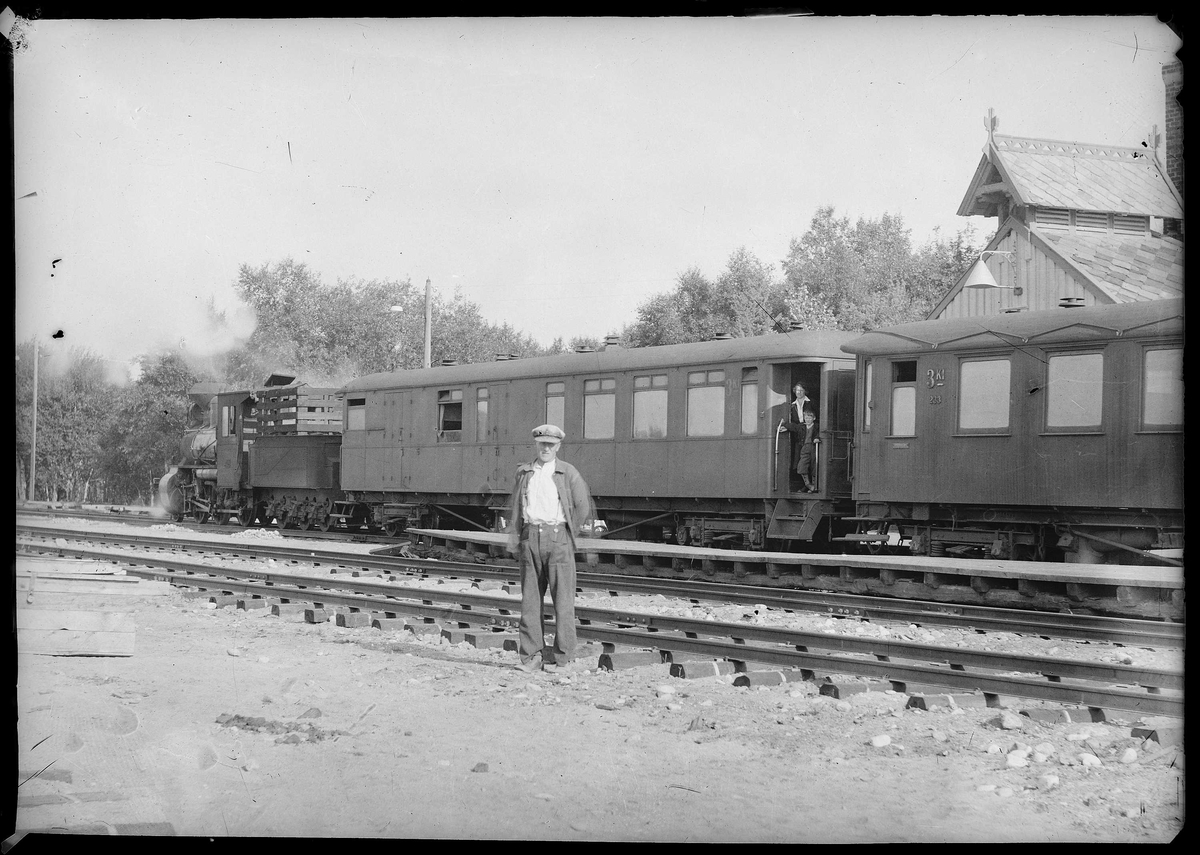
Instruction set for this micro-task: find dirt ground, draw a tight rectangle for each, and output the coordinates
[10,519,1186,843]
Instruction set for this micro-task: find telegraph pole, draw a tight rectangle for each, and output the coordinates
[423,277,433,369]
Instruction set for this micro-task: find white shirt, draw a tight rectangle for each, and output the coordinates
[524,459,565,524]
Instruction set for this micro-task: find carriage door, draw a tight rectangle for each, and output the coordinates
[472,382,510,491]
[770,363,822,496]
[820,368,856,497]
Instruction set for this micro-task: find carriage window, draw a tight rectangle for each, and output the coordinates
[545,382,565,429]
[633,374,668,439]
[740,367,759,435]
[687,369,726,437]
[1047,352,1103,428]
[346,398,366,431]
[863,361,874,431]
[221,405,235,437]
[475,387,489,442]
[1143,347,1183,428]
[583,378,616,439]
[958,358,1011,431]
[437,389,463,442]
[890,361,916,436]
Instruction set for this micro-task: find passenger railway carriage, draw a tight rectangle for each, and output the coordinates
[337,331,860,548]
[841,298,1184,564]
[160,298,1183,566]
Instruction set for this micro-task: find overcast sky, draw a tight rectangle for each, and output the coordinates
[12,15,1182,374]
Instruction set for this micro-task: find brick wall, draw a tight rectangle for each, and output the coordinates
[1162,61,1183,193]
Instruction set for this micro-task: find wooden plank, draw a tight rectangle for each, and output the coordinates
[18,609,133,632]
[15,556,129,575]
[17,629,135,656]
[16,568,140,583]
[18,590,165,608]
[17,609,135,656]
[17,579,172,597]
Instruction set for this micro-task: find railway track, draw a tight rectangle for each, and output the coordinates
[16,505,398,545]
[17,521,1184,649]
[16,526,1184,718]
[17,507,1185,623]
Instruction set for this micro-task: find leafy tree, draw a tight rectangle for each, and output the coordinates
[97,351,201,503]
[15,340,35,499]
[622,289,687,347]
[226,259,407,385]
[623,252,795,347]
[783,287,839,331]
[908,224,985,314]
[711,248,790,338]
[15,344,115,502]
[225,259,557,383]
[429,291,548,367]
[782,206,981,331]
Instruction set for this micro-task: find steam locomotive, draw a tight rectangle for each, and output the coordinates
[159,298,1183,566]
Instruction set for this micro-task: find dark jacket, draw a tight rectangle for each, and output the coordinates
[505,457,595,554]
[781,400,818,456]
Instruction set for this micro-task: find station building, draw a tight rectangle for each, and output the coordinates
[932,60,1183,319]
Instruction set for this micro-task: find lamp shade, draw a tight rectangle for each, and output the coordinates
[962,256,1013,289]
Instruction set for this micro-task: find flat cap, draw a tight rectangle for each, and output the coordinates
[531,423,565,442]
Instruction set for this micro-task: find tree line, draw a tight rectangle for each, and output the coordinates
[622,207,981,346]
[15,207,981,504]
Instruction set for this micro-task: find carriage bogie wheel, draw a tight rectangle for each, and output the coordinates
[297,516,312,531]
[383,521,402,538]
[216,512,229,526]
[317,515,335,533]
[237,506,255,527]
[192,509,209,524]
[277,512,290,530]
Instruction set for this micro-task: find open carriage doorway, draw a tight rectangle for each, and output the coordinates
[771,364,822,495]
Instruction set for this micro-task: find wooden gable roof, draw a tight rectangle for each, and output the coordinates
[928,216,1185,320]
[958,124,1183,220]
[1035,228,1184,302]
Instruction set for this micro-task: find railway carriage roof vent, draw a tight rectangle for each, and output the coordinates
[494,353,510,361]
[440,358,460,366]
[603,334,623,349]
[709,332,734,341]
[788,321,805,331]
[1058,297,1086,309]
[574,345,596,353]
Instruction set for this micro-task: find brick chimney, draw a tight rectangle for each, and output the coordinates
[1162,60,1183,193]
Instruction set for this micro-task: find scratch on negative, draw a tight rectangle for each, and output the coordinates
[18,760,57,788]
[215,161,261,174]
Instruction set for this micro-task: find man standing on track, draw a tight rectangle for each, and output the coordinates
[506,424,595,673]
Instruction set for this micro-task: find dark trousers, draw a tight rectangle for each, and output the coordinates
[797,444,814,480]
[518,523,577,664]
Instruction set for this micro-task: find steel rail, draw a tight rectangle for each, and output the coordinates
[582,626,1182,718]
[24,544,1183,717]
[17,524,1184,648]
[560,571,1186,647]
[15,509,393,544]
